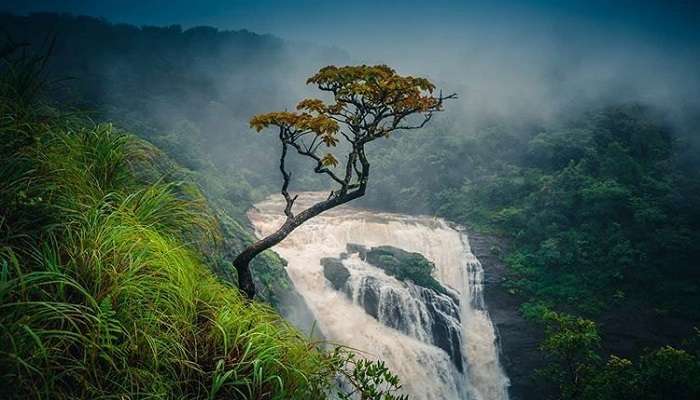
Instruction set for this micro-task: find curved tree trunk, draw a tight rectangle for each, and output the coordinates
[233,219,296,299]
[234,187,366,299]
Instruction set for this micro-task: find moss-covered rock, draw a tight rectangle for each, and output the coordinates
[363,245,451,297]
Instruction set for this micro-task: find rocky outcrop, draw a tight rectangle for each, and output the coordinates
[321,257,351,291]
[349,244,458,303]
[322,245,465,372]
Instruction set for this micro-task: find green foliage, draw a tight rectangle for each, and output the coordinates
[365,105,700,318]
[2,13,306,308]
[534,309,700,400]
[0,49,410,400]
[536,310,602,399]
[334,351,408,400]
[0,119,334,399]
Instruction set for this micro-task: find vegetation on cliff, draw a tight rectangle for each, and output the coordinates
[0,49,407,399]
[367,106,700,320]
[362,103,700,396]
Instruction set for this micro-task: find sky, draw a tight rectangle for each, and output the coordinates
[3,1,698,56]
[3,0,699,127]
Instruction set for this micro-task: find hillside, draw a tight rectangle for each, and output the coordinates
[1,34,426,398]
[0,12,352,315]
[0,57,339,400]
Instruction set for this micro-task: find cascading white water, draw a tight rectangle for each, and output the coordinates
[249,193,510,400]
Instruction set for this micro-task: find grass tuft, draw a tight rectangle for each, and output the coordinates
[0,56,336,399]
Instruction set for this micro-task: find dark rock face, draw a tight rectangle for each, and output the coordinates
[466,230,552,400]
[356,276,464,372]
[357,276,381,319]
[321,257,351,291]
[353,274,464,372]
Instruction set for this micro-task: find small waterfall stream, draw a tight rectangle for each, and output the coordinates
[249,193,510,399]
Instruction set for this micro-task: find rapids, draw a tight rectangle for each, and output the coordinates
[249,193,510,399]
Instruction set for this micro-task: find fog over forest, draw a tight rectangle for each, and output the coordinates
[6,1,700,127]
[1,1,699,400]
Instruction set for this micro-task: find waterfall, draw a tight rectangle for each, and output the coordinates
[249,193,510,399]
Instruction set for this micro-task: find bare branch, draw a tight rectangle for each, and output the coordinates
[279,127,295,219]
[287,140,346,186]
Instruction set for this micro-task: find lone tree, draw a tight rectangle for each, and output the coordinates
[234,65,455,299]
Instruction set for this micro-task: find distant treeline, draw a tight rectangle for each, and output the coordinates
[0,11,348,193]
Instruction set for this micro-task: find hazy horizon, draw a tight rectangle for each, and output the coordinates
[3,1,699,131]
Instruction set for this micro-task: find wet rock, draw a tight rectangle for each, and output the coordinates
[422,288,464,372]
[354,275,464,372]
[346,243,368,259]
[426,306,463,372]
[357,276,381,319]
[321,257,350,291]
[323,246,466,373]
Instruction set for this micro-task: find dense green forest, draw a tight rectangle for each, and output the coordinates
[364,104,700,396]
[367,106,700,319]
[2,11,699,400]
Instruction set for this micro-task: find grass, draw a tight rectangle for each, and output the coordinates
[0,49,414,400]
[0,57,337,399]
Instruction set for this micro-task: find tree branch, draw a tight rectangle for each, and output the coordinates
[279,127,295,219]
[235,65,455,299]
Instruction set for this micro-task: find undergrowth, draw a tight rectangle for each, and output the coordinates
[0,50,340,400]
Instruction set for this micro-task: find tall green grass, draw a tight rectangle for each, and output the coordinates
[0,49,411,400]
[0,56,337,399]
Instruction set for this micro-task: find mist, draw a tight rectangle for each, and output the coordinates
[3,1,698,201]
[5,1,699,134]
[3,3,700,399]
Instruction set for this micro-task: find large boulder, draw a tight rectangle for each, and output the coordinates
[363,245,457,303]
[321,257,351,291]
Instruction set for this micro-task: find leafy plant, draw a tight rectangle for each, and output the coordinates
[335,351,409,400]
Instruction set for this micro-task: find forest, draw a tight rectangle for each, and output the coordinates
[1,7,699,400]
